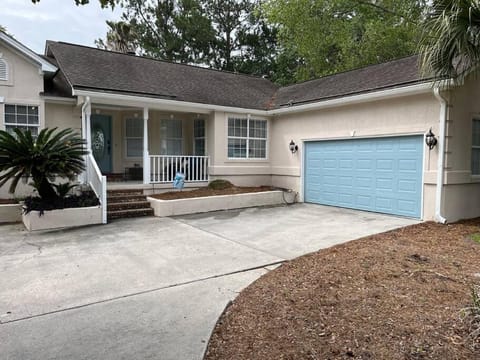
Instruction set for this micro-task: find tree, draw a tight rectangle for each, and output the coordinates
[95,20,138,53]
[97,0,283,76]
[419,0,480,83]
[31,0,118,7]
[0,128,87,201]
[264,0,428,82]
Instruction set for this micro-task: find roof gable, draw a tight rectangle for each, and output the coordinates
[0,32,57,74]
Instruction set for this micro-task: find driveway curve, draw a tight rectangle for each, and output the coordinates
[0,204,417,360]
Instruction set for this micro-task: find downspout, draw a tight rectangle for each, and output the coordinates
[433,87,447,224]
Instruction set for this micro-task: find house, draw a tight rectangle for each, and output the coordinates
[1,31,480,224]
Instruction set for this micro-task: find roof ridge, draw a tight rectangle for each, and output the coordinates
[50,40,278,84]
[281,54,419,90]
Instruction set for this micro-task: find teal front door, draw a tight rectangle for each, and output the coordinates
[91,115,112,173]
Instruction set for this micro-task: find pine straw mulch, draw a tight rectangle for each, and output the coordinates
[149,186,274,200]
[205,219,480,360]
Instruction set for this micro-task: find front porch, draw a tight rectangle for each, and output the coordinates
[83,101,210,186]
[80,98,212,223]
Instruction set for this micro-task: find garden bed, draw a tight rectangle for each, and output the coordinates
[150,185,275,200]
[205,220,480,360]
[148,187,286,217]
[0,199,21,223]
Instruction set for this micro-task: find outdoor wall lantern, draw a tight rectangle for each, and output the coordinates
[289,140,298,154]
[425,128,438,150]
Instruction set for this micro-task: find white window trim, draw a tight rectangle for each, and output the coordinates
[3,103,40,135]
[124,117,143,160]
[160,118,183,155]
[193,118,206,156]
[227,114,268,160]
[472,118,480,176]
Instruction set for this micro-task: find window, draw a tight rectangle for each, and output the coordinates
[125,118,143,157]
[160,118,183,155]
[194,118,205,156]
[472,119,480,175]
[0,58,7,81]
[4,104,39,136]
[228,116,267,159]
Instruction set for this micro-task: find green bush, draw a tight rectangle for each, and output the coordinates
[208,179,234,190]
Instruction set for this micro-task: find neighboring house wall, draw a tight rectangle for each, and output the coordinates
[0,43,45,199]
[269,93,441,220]
[442,77,480,221]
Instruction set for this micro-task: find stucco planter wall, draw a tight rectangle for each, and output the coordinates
[0,204,22,224]
[147,190,285,217]
[22,206,102,231]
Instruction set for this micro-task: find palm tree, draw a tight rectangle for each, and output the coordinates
[419,0,480,83]
[0,128,87,200]
[95,21,138,53]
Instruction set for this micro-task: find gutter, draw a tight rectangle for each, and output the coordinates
[433,87,448,224]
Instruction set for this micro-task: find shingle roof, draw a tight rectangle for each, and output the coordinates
[44,41,427,110]
[46,41,279,110]
[274,55,425,108]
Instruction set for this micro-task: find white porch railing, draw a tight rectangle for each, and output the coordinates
[150,155,209,183]
[86,153,107,224]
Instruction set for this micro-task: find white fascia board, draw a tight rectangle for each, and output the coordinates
[72,89,269,115]
[41,95,76,104]
[268,82,436,115]
[0,32,57,73]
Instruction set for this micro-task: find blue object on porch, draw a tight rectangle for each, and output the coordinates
[173,172,185,189]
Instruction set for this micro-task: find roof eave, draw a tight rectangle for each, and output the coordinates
[268,81,449,115]
[72,88,270,115]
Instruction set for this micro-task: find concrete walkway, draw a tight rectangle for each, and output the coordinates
[0,204,417,360]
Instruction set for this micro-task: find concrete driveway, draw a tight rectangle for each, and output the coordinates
[0,204,417,360]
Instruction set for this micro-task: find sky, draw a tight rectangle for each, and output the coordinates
[0,0,123,53]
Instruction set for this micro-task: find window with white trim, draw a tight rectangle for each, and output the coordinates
[0,58,7,81]
[160,118,183,155]
[228,116,267,159]
[4,104,39,136]
[472,119,480,175]
[194,118,205,156]
[125,118,143,158]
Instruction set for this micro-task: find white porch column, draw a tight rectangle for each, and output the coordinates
[143,107,150,184]
[80,96,91,183]
[84,97,92,152]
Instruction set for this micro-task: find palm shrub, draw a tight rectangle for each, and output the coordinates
[0,127,87,201]
[419,0,480,83]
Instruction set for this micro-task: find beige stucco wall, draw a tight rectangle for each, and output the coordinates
[440,77,480,221]
[0,43,45,128]
[0,42,46,199]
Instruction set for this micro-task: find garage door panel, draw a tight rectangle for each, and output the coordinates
[305,136,423,218]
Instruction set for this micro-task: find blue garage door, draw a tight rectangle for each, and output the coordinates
[304,136,423,218]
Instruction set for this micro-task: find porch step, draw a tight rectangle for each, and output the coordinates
[107,208,154,220]
[107,189,154,221]
[107,201,152,212]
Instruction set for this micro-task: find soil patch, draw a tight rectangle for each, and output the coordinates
[205,219,480,360]
[0,199,18,205]
[150,186,274,200]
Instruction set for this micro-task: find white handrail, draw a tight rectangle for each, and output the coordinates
[86,153,107,224]
[149,155,209,184]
